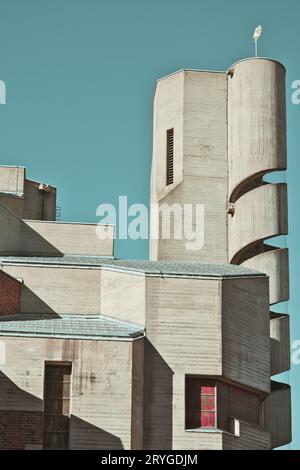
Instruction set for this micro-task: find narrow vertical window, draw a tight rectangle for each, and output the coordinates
[43,362,72,449]
[166,128,174,185]
[185,377,217,429]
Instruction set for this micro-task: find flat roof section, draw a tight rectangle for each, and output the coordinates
[0,314,144,340]
[0,256,266,279]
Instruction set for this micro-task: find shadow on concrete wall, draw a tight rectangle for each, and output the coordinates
[0,201,63,257]
[20,221,63,257]
[0,371,124,450]
[21,285,59,315]
[143,339,174,449]
[70,416,123,450]
[0,370,42,411]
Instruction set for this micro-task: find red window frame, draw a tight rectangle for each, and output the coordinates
[185,378,217,429]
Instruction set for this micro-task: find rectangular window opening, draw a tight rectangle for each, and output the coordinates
[185,377,217,430]
[43,362,72,450]
[166,128,174,186]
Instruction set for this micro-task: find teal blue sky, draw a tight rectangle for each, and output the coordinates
[0,0,299,449]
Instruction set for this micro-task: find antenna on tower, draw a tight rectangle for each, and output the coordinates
[253,25,262,57]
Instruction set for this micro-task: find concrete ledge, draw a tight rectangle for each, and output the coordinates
[242,247,289,305]
[270,313,290,376]
[263,380,292,448]
[228,183,288,262]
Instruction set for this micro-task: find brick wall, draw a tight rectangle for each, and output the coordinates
[0,410,44,449]
[0,270,21,316]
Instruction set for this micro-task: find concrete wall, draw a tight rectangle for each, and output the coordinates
[217,380,262,432]
[150,70,228,263]
[223,421,271,450]
[263,381,292,448]
[222,277,270,393]
[2,264,102,315]
[101,269,145,325]
[0,166,25,194]
[0,203,22,254]
[23,180,56,221]
[270,313,290,376]
[151,71,184,206]
[0,194,24,219]
[226,58,290,453]
[146,277,223,374]
[1,263,148,318]
[143,274,271,449]
[25,221,114,257]
[150,71,184,261]
[182,71,228,263]
[0,335,139,449]
[131,338,144,449]
[242,247,289,305]
[0,203,62,256]
[0,167,56,221]
[228,183,288,262]
[228,58,287,200]
[0,202,114,257]
[144,276,222,449]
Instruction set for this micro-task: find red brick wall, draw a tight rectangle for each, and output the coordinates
[0,410,44,449]
[0,270,21,316]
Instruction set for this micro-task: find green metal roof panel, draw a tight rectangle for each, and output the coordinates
[0,255,266,278]
[0,314,144,340]
[101,259,265,278]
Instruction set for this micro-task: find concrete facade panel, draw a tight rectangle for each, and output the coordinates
[101,269,145,325]
[0,335,135,449]
[228,183,288,262]
[25,220,114,257]
[270,313,290,376]
[242,247,289,305]
[222,277,270,393]
[263,381,292,448]
[2,264,102,315]
[228,58,287,199]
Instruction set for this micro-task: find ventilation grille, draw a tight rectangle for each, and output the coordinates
[166,128,174,186]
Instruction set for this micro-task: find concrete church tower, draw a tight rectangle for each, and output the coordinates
[150,57,291,448]
[150,58,287,270]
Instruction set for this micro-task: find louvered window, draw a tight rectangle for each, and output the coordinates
[166,128,174,185]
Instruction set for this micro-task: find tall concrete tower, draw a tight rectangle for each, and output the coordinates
[150,58,291,448]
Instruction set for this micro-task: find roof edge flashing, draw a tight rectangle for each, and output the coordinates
[156,68,226,82]
[227,57,286,73]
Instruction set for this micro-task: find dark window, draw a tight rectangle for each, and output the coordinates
[166,128,174,185]
[43,362,72,449]
[185,377,217,429]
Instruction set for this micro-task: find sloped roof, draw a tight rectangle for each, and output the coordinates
[0,255,265,279]
[0,314,144,340]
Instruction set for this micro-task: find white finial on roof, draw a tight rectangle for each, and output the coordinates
[253,25,262,57]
